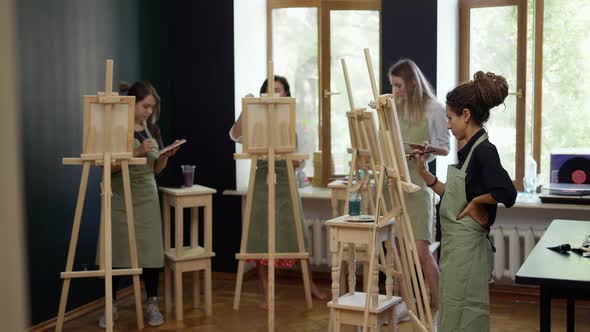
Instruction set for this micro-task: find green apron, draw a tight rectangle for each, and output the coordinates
[246,160,308,253]
[107,123,164,268]
[438,133,489,332]
[398,113,433,243]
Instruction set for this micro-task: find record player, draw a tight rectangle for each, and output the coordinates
[539,148,590,204]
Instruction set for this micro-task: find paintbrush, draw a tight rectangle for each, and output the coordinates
[405,150,434,159]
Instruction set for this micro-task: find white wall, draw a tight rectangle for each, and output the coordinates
[436,0,460,180]
[233,0,267,190]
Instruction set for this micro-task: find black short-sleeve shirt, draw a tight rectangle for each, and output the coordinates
[455,129,517,225]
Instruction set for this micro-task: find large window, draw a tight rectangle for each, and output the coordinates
[269,0,381,185]
[539,0,590,183]
[460,0,590,191]
[460,0,527,190]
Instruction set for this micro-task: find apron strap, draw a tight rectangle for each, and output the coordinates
[460,132,488,172]
[486,231,496,252]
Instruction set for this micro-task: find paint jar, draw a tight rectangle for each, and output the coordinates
[348,192,361,216]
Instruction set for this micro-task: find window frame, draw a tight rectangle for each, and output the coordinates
[459,0,528,191]
[268,0,381,186]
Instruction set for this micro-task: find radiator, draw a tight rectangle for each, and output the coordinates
[489,226,545,281]
[305,218,547,283]
[304,218,331,266]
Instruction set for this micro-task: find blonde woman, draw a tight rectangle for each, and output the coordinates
[387,59,450,321]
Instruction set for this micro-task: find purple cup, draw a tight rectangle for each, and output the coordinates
[181,165,195,187]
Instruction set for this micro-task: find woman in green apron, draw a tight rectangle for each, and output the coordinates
[413,71,517,331]
[386,59,450,320]
[98,81,180,328]
[230,76,327,309]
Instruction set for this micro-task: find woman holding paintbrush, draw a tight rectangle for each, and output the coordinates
[386,59,450,321]
[97,81,179,328]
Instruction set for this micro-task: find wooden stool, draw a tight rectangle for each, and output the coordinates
[160,185,216,320]
[327,215,401,331]
[328,179,372,293]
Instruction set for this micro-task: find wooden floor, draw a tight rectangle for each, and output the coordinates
[59,272,590,332]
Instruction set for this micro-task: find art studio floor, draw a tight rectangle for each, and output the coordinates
[58,272,590,332]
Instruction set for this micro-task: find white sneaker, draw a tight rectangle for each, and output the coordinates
[434,310,439,332]
[394,302,410,323]
[98,304,118,329]
[145,297,164,327]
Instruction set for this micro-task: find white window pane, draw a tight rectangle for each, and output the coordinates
[469,6,518,179]
[330,10,380,175]
[541,0,590,184]
[272,8,319,177]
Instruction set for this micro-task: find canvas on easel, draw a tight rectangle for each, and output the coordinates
[242,97,296,154]
[83,96,134,154]
[364,48,435,331]
[233,62,312,332]
[56,60,146,332]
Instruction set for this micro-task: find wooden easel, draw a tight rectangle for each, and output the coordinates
[56,60,145,332]
[233,62,312,332]
[341,58,381,217]
[340,58,389,292]
[364,48,435,331]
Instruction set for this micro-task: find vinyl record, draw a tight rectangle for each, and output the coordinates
[558,157,590,184]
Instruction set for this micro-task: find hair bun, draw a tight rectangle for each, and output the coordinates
[472,71,509,110]
[119,81,130,94]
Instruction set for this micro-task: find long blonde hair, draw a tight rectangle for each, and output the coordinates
[388,59,436,122]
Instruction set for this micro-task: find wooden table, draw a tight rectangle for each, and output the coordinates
[160,185,216,320]
[515,219,590,332]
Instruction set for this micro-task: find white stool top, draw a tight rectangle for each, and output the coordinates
[159,185,216,196]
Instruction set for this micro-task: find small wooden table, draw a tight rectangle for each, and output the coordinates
[326,215,401,331]
[160,185,216,320]
[515,219,590,332]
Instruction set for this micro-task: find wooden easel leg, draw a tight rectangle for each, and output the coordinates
[234,160,257,310]
[99,184,105,270]
[103,154,114,332]
[300,259,313,308]
[56,161,91,332]
[385,238,394,299]
[397,175,433,327]
[234,260,246,310]
[286,159,312,309]
[268,155,276,332]
[121,161,144,329]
